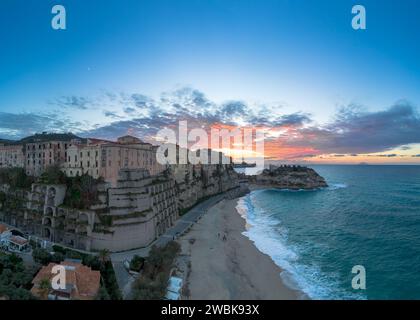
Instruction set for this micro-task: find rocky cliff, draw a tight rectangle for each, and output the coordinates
[249,165,328,190]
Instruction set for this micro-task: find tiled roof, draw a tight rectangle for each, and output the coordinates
[31,261,101,300]
[9,235,28,246]
[0,224,9,234]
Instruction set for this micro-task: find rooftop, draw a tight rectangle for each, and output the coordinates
[31,260,100,300]
[0,224,9,234]
[9,235,28,246]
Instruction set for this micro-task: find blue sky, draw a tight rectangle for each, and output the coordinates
[0,0,420,163]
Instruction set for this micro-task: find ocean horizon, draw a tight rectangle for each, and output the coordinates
[236,165,420,300]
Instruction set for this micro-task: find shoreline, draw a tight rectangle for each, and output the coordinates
[178,195,305,300]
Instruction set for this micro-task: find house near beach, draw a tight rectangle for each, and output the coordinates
[31,259,101,300]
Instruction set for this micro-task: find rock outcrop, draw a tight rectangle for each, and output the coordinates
[249,165,328,190]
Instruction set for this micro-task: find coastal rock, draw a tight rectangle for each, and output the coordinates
[249,165,328,190]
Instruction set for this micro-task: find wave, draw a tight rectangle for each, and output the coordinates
[327,183,348,190]
[251,183,347,193]
[235,194,365,300]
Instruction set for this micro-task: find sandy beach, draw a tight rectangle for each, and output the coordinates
[178,197,302,300]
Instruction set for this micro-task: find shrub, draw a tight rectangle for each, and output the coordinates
[63,174,103,209]
[32,248,52,265]
[130,255,145,272]
[0,168,34,190]
[95,286,111,300]
[38,165,67,185]
[0,252,35,300]
[132,241,180,300]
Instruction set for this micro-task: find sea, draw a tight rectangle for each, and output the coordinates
[235,165,420,300]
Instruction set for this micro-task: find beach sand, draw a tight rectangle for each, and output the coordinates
[178,197,302,300]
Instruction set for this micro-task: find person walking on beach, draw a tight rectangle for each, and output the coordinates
[222,234,227,241]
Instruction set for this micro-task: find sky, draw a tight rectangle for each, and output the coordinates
[0,0,420,164]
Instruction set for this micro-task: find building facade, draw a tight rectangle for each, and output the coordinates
[63,136,164,185]
[25,140,76,176]
[0,144,24,169]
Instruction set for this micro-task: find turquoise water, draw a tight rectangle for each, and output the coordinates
[236,165,420,300]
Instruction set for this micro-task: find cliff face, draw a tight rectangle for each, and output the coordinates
[171,164,241,212]
[249,165,328,190]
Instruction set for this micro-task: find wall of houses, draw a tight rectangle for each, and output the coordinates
[1,156,241,252]
[63,137,164,186]
[89,169,178,251]
[0,168,179,252]
[0,144,24,169]
[25,141,73,176]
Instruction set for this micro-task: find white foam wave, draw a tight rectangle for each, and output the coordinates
[327,183,348,190]
[235,193,365,300]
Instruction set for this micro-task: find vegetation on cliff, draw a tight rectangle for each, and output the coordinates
[38,165,104,209]
[132,241,180,300]
[250,165,328,190]
[0,168,34,190]
[0,252,37,300]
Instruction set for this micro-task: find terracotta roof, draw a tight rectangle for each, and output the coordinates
[0,224,9,234]
[31,261,101,300]
[87,138,115,145]
[9,235,28,246]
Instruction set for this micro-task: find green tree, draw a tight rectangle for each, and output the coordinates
[130,255,145,272]
[32,248,52,265]
[95,286,110,300]
[38,278,51,300]
[98,249,110,271]
[39,165,66,184]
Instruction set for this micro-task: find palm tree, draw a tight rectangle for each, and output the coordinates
[38,278,51,300]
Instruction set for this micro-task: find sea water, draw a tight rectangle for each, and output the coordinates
[236,165,420,300]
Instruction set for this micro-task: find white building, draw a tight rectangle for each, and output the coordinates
[0,224,12,246]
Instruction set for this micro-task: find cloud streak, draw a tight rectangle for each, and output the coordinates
[1,88,420,162]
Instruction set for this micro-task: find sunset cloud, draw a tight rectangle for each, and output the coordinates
[1,88,420,163]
